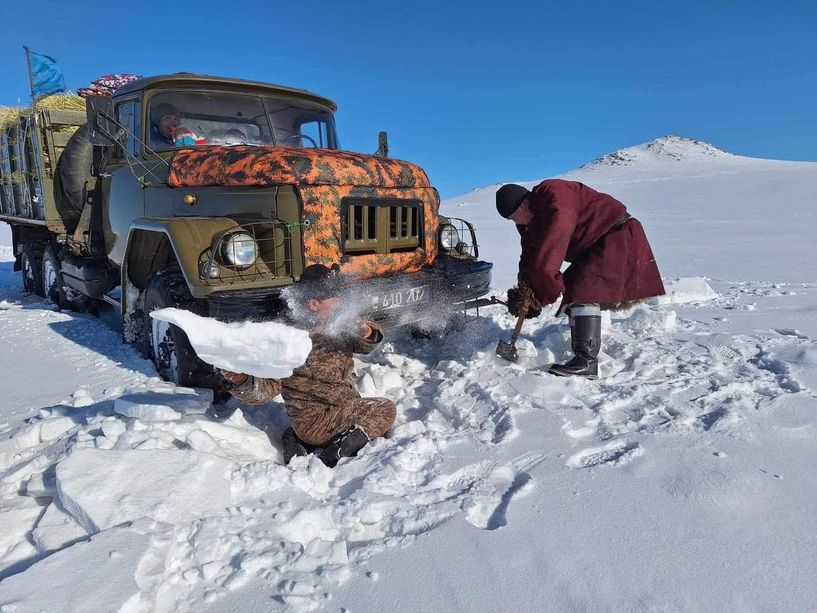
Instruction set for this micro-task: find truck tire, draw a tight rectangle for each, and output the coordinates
[21,243,45,297]
[42,244,71,309]
[141,268,222,390]
[53,125,94,234]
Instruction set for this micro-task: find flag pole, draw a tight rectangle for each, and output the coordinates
[23,46,37,111]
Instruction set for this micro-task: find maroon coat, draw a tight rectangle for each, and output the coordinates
[518,179,665,307]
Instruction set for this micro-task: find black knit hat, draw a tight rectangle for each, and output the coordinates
[300,264,343,300]
[495,184,530,218]
[151,102,178,122]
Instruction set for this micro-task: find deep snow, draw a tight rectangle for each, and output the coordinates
[1,136,816,612]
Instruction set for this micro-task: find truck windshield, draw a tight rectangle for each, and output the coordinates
[148,91,337,150]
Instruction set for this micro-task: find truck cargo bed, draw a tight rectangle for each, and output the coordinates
[0,107,85,231]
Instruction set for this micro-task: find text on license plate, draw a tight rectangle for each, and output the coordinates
[372,286,429,310]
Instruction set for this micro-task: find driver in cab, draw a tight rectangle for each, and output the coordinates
[150,102,205,148]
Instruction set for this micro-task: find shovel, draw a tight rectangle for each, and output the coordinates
[496,305,529,362]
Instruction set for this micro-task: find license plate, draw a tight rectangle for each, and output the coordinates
[371,285,429,311]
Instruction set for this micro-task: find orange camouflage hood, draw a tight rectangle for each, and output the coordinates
[167,145,430,189]
[167,146,439,279]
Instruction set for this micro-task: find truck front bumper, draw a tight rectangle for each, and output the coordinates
[207,257,493,328]
[361,257,493,328]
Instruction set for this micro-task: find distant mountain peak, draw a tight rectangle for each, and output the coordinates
[581,135,735,169]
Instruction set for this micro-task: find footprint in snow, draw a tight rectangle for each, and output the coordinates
[461,452,546,530]
[566,441,642,469]
[713,344,742,363]
[773,328,808,339]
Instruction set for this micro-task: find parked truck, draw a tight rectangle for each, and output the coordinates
[0,74,492,388]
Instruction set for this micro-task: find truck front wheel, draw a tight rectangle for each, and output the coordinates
[21,243,45,297]
[141,269,221,390]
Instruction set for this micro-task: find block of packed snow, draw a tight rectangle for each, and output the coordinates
[0,503,43,567]
[369,368,404,392]
[150,307,312,378]
[598,351,626,379]
[31,502,90,553]
[55,448,235,533]
[0,422,44,470]
[100,417,126,441]
[653,277,718,304]
[622,307,677,335]
[0,527,150,612]
[38,416,78,442]
[186,409,277,461]
[24,469,57,498]
[71,388,94,408]
[113,387,211,421]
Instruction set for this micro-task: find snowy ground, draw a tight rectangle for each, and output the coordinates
[1,137,816,611]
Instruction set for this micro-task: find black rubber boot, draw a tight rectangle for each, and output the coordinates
[548,315,602,378]
[318,425,370,468]
[282,427,313,464]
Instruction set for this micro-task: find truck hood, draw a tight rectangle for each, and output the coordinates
[167,145,431,189]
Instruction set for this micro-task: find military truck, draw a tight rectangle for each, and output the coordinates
[0,74,492,387]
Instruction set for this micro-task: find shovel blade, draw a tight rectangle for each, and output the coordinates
[496,340,519,362]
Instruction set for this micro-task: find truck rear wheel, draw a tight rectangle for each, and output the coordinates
[141,268,221,390]
[21,243,45,297]
[42,244,70,309]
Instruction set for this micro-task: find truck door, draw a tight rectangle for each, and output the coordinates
[104,98,147,266]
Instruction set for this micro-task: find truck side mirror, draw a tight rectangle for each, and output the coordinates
[376,131,389,158]
[85,95,118,146]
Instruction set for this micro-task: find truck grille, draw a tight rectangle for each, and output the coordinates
[343,198,422,254]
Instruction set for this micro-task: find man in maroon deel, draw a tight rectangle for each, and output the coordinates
[496,180,665,378]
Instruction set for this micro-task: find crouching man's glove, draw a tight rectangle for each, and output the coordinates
[220,369,250,393]
[507,285,543,319]
[220,370,248,385]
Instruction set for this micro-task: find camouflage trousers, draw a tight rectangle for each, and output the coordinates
[286,396,397,447]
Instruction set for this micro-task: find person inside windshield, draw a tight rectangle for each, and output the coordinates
[150,102,180,148]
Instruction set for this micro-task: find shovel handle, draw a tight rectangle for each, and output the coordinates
[510,306,528,341]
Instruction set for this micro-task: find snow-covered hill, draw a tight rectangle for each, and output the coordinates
[1,137,816,611]
[580,135,737,168]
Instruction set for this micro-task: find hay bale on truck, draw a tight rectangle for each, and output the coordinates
[0,94,88,298]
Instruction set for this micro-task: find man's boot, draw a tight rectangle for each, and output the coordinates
[282,427,311,464]
[318,425,370,468]
[548,305,601,379]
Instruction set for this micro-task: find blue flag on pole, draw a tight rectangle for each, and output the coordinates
[24,46,67,99]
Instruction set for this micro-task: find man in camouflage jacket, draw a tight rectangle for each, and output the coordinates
[222,265,396,467]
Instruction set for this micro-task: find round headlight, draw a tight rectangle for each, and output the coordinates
[440,225,460,251]
[221,232,258,267]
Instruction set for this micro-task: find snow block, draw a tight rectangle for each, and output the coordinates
[653,277,718,305]
[31,501,90,554]
[0,527,150,612]
[55,448,236,533]
[184,409,277,462]
[150,307,312,378]
[0,503,43,570]
[114,387,212,422]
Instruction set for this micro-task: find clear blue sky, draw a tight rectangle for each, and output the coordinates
[2,0,815,198]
